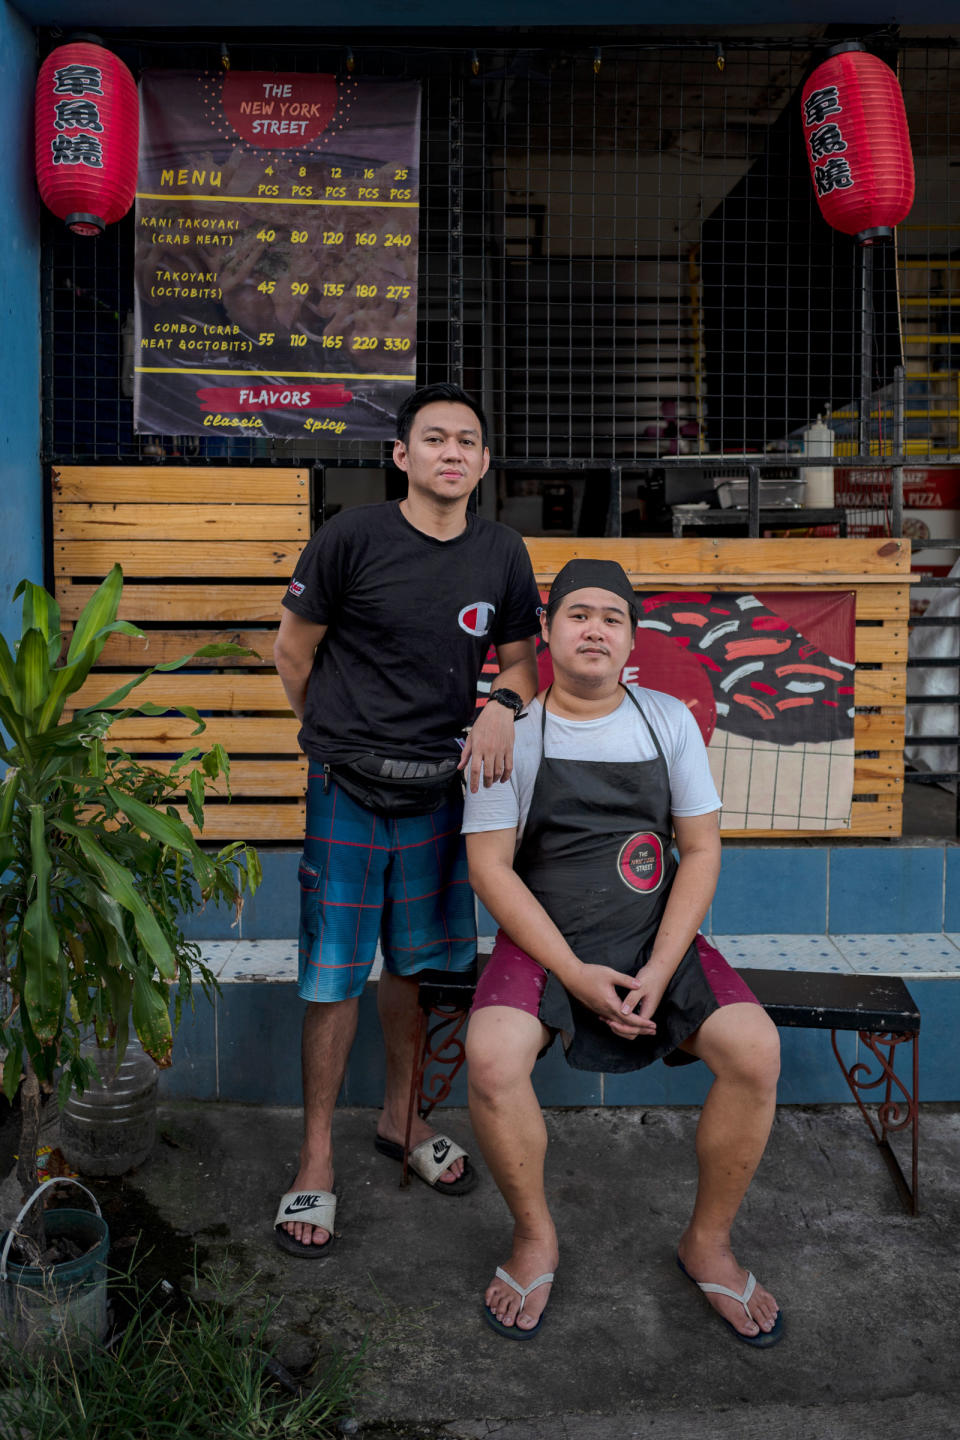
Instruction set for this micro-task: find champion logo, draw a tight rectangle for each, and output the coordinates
[458,601,496,637]
[288,579,305,597]
[283,1194,323,1214]
[432,1138,451,1163]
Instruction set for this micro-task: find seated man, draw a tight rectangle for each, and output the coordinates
[462,558,783,1346]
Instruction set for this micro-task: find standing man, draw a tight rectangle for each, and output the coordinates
[462,559,783,1345]
[273,383,540,1255]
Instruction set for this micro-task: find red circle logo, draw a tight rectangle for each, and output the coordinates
[617,833,664,893]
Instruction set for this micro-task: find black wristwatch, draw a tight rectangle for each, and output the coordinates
[488,687,525,720]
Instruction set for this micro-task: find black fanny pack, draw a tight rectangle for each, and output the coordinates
[327,755,461,817]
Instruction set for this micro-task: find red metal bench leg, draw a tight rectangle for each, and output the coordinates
[401,1005,430,1188]
[830,1028,919,1215]
[399,1000,472,1189]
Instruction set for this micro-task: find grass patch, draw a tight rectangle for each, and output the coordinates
[0,1260,366,1440]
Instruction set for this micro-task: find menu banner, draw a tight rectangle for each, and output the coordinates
[133,71,421,440]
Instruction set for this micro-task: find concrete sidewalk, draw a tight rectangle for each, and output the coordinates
[89,1099,960,1439]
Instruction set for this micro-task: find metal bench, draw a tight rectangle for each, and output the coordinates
[738,968,921,1215]
[404,964,921,1214]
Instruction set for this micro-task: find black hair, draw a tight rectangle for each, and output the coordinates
[395,383,489,448]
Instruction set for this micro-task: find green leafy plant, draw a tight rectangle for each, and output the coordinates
[0,565,261,1237]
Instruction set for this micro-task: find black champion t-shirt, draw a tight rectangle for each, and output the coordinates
[281,502,541,764]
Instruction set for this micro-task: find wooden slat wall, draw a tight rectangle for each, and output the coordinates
[54,470,911,844]
[53,465,309,842]
[525,537,912,838]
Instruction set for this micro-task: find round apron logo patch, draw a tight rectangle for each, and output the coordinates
[617,832,664,893]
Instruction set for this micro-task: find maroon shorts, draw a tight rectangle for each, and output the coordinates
[471,930,760,1023]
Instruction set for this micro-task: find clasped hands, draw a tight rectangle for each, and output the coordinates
[567,960,669,1040]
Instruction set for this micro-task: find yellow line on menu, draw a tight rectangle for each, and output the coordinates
[135,367,416,381]
[136,192,417,208]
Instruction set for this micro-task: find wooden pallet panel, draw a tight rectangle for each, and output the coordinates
[850,772,904,796]
[854,625,908,663]
[524,536,912,580]
[724,799,902,840]
[156,759,307,797]
[52,466,309,503]
[94,629,278,667]
[72,672,291,711]
[55,504,308,542]
[849,587,910,620]
[104,716,303,753]
[852,755,909,784]
[179,802,306,842]
[55,541,302,578]
[854,713,908,748]
[55,466,309,847]
[59,583,285,623]
[55,485,912,842]
[852,670,907,706]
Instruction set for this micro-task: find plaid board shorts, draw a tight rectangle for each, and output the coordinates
[297,767,477,1002]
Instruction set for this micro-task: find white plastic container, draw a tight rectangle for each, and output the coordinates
[802,414,836,507]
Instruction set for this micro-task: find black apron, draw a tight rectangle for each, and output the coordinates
[514,687,719,1072]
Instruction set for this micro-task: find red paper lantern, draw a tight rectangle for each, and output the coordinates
[35,40,139,237]
[801,43,914,245]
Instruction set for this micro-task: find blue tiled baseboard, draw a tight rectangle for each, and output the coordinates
[180,844,960,942]
[159,932,960,1106]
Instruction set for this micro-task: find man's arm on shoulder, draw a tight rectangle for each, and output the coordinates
[274,608,328,722]
[466,827,652,1034]
[459,636,538,792]
[494,637,539,704]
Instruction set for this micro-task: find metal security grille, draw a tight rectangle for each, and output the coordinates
[40,26,960,828]
[42,28,959,475]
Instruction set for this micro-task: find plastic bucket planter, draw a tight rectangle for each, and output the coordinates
[0,1178,109,1358]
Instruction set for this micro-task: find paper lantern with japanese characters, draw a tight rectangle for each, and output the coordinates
[801,46,914,245]
[35,41,139,237]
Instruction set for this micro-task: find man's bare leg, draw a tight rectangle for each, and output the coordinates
[676,1002,781,1338]
[282,997,358,1247]
[376,969,465,1183]
[467,1006,558,1331]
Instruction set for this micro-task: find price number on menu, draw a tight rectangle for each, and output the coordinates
[352,233,413,248]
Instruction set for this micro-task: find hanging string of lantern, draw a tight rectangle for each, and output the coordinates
[801,41,914,246]
[34,37,139,238]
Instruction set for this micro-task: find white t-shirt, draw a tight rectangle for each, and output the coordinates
[461,685,721,844]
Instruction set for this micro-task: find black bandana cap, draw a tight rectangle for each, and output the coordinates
[548,558,638,614]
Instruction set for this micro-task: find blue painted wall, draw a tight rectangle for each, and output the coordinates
[0,3,41,639]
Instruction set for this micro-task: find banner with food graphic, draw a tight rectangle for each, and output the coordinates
[133,71,420,439]
[483,589,856,830]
